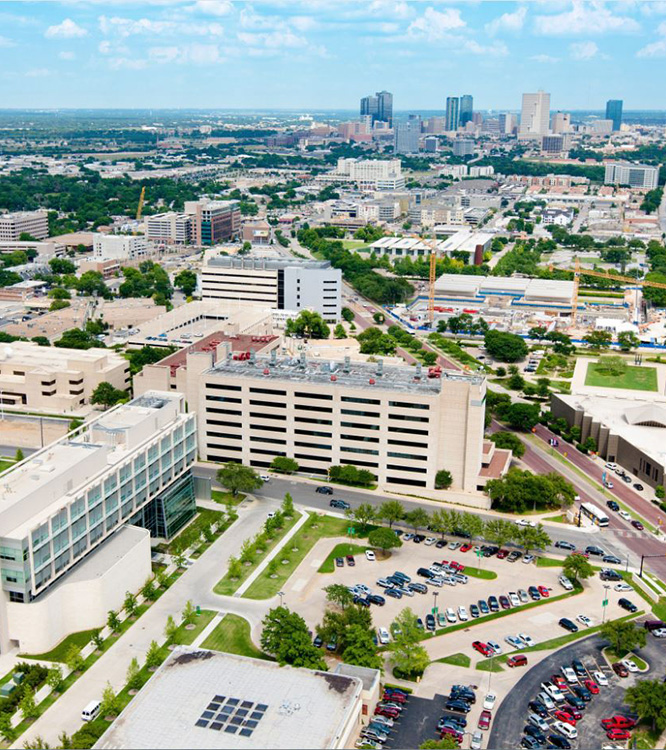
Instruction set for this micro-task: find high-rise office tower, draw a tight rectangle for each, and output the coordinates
[460,95,474,127]
[361,91,393,126]
[551,112,571,134]
[445,96,460,132]
[605,100,623,132]
[499,113,516,135]
[519,91,550,139]
[394,116,421,154]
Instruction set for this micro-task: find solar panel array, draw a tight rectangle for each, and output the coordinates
[195,696,268,738]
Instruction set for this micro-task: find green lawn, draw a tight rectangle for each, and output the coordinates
[475,658,505,672]
[201,614,270,660]
[0,459,15,474]
[433,653,471,668]
[543,514,568,523]
[173,610,216,646]
[211,490,246,506]
[21,628,98,662]
[585,362,658,392]
[319,542,371,573]
[464,567,498,580]
[536,556,565,568]
[341,240,370,251]
[214,512,301,596]
[243,514,356,599]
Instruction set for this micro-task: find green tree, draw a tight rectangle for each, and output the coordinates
[505,402,541,431]
[164,615,178,645]
[334,323,346,339]
[368,527,403,555]
[54,328,102,350]
[341,624,382,669]
[281,492,295,516]
[216,462,263,496]
[145,640,162,669]
[483,518,516,548]
[489,431,525,458]
[404,507,430,533]
[376,500,405,529]
[124,591,138,618]
[356,326,397,355]
[0,714,15,744]
[91,381,126,409]
[227,556,242,580]
[373,311,385,324]
[656,485,665,500]
[90,630,104,651]
[563,553,594,582]
[65,645,84,673]
[625,679,666,732]
[20,687,38,721]
[174,269,198,296]
[270,456,299,474]
[435,469,453,490]
[324,583,355,610]
[59,732,72,749]
[100,682,121,718]
[484,330,528,362]
[141,578,157,601]
[182,600,196,627]
[388,608,430,678]
[601,620,647,657]
[528,326,548,340]
[348,503,376,530]
[341,307,355,323]
[285,310,330,339]
[458,511,484,542]
[15,447,24,462]
[420,739,460,750]
[47,664,64,694]
[31,336,51,347]
[126,657,143,691]
[617,331,640,352]
[107,609,121,633]
[515,523,551,554]
[584,330,613,350]
[261,606,327,670]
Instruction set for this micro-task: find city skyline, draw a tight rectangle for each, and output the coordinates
[0,1,665,110]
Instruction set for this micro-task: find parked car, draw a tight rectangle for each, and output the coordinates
[346,555,355,566]
[603,554,622,564]
[583,679,599,694]
[507,550,522,562]
[473,641,493,657]
[425,614,436,631]
[634,483,644,491]
[470,604,480,618]
[572,659,587,676]
[601,716,637,730]
[518,633,534,647]
[558,576,574,591]
[385,588,402,599]
[444,700,472,714]
[561,666,578,684]
[335,557,344,567]
[548,734,571,749]
[600,568,623,581]
[365,550,376,562]
[377,627,390,645]
[483,693,496,711]
[621,658,639,673]
[552,721,577,739]
[607,728,632,741]
[368,594,385,606]
[445,607,457,623]
[499,595,511,610]
[618,598,638,613]
[537,585,549,598]
[478,710,492,730]
[612,662,629,678]
[487,640,502,655]
[457,606,469,621]
[528,586,541,601]
[593,670,609,687]
[564,694,585,711]
[488,596,500,612]
[478,600,490,615]
[577,615,593,627]
[559,618,578,633]
[507,654,527,668]
[528,701,548,718]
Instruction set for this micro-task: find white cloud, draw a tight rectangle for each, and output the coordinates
[534,1,640,35]
[463,39,509,56]
[530,53,560,63]
[239,7,274,30]
[570,40,600,59]
[58,51,76,60]
[45,19,88,39]
[407,7,466,40]
[367,0,412,19]
[188,0,232,16]
[641,0,666,14]
[486,6,527,36]
[637,38,666,56]
[25,68,52,77]
[238,29,308,48]
[99,15,223,37]
[148,43,224,64]
[108,57,148,70]
[0,36,15,48]
[290,15,318,32]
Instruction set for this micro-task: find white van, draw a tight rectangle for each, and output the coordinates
[82,700,101,722]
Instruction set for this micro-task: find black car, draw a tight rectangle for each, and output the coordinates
[408,582,428,594]
[507,550,522,562]
[564,695,585,711]
[335,557,344,567]
[521,737,541,750]
[603,554,622,564]
[386,588,403,599]
[607,500,620,512]
[413,534,426,543]
[572,658,586,676]
[634,483,644,491]
[435,540,447,549]
[619,597,638,613]
[451,686,476,703]
[554,540,575,551]
[425,614,436,631]
[438,715,467,730]
[444,700,471,714]
[488,596,499,612]
[528,586,541,601]
[368,594,386,606]
[316,486,333,494]
[417,567,435,579]
[559,618,578,633]
[585,545,605,556]
[470,604,480,618]
[548,735,571,749]
[524,725,547,743]
[478,599,490,615]
[313,635,323,648]
[573,685,591,702]
[528,701,548,718]
[353,595,371,607]
[329,498,351,510]
[416,618,425,630]
[600,568,623,581]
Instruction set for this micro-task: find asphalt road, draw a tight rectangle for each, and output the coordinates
[383,694,446,750]
[488,631,666,750]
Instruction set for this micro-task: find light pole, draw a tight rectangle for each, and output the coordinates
[278,590,285,608]
[602,584,610,624]
[433,591,439,621]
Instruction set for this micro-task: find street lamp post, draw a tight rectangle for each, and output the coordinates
[278,590,285,608]
[433,590,439,621]
[602,584,610,624]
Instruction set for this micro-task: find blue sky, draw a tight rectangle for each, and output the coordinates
[0,1,665,111]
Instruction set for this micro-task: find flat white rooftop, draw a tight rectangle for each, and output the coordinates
[434,274,575,303]
[95,649,362,750]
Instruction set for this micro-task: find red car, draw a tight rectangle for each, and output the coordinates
[561,706,581,720]
[607,729,632,741]
[602,716,637,730]
[496,549,509,559]
[375,706,400,718]
[440,726,462,744]
[612,662,629,678]
[537,585,550,598]
[631,520,644,531]
[472,641,493,657]
[551,675,567,689]
[554,710,577,726]
[382,691,407,704]
[584,679,599,695]
[460,543,472,553]
[478,710,492,730]
[450,561,465,572]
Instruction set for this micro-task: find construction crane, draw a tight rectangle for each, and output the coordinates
[406,233,440,326]
[136,186,146,222]
[559,257,666,326]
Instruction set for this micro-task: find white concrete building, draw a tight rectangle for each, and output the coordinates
[145,212,193,245]
[0,211,49,241]
[316,159,406,191]
[200,255,341,322]
[0,341,130,413]
[519,91,551,140]
[604,162,659,190]
[0,392,197,653]
[93,233,148,261]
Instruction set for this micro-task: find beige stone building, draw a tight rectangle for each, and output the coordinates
[0,341,130,413]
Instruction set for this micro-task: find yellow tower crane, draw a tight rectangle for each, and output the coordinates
[136,186,146,222]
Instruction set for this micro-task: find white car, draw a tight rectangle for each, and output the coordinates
[365,550,376,562]
[445,607,457,623]
[448,541,461,550]
[398,586,414,597]
[523,555,536,564]
[594,670,609,687]
[615,582,633,592]
[508,592,521,607]
[577,614,593,627]
[559,575,574,591]
[619,510,631,521]
[652,628,666,638]
[487,640,502,655]
[378,627,390,645]
[355,584,371,595]
[424,537,436,546]
[519,633,534,647]
[553,721,577,739]
[515,519,536,527]
[561,666,578,684]
[372,715,394,729]
[505,635,523,649]
[538,691,555,710]
[541,682,565,703]
[267,511,276,519]
[470,731,482,750]
[260,474,271,482]
[605,462,618,470]
[457,606,469,621]
[483,693,496,711]
[605,480,615,489]
[621,658,639,673]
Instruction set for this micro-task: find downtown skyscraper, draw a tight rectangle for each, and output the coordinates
[360,90,393,126]
[605,99,623,132]
[445,96,459,132]
[459,95,473,127]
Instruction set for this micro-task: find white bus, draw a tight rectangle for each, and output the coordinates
[580,502,609,527]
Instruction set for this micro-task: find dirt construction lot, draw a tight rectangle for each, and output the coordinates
[282,536,635,665]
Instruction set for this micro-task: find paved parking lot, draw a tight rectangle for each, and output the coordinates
[489,634,666,750]
[382,693,446,750]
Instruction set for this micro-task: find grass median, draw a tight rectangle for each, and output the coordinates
[201,614,270,660]
[433,653,471,668]
[214,512,302,596]
[319,542,371,573]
